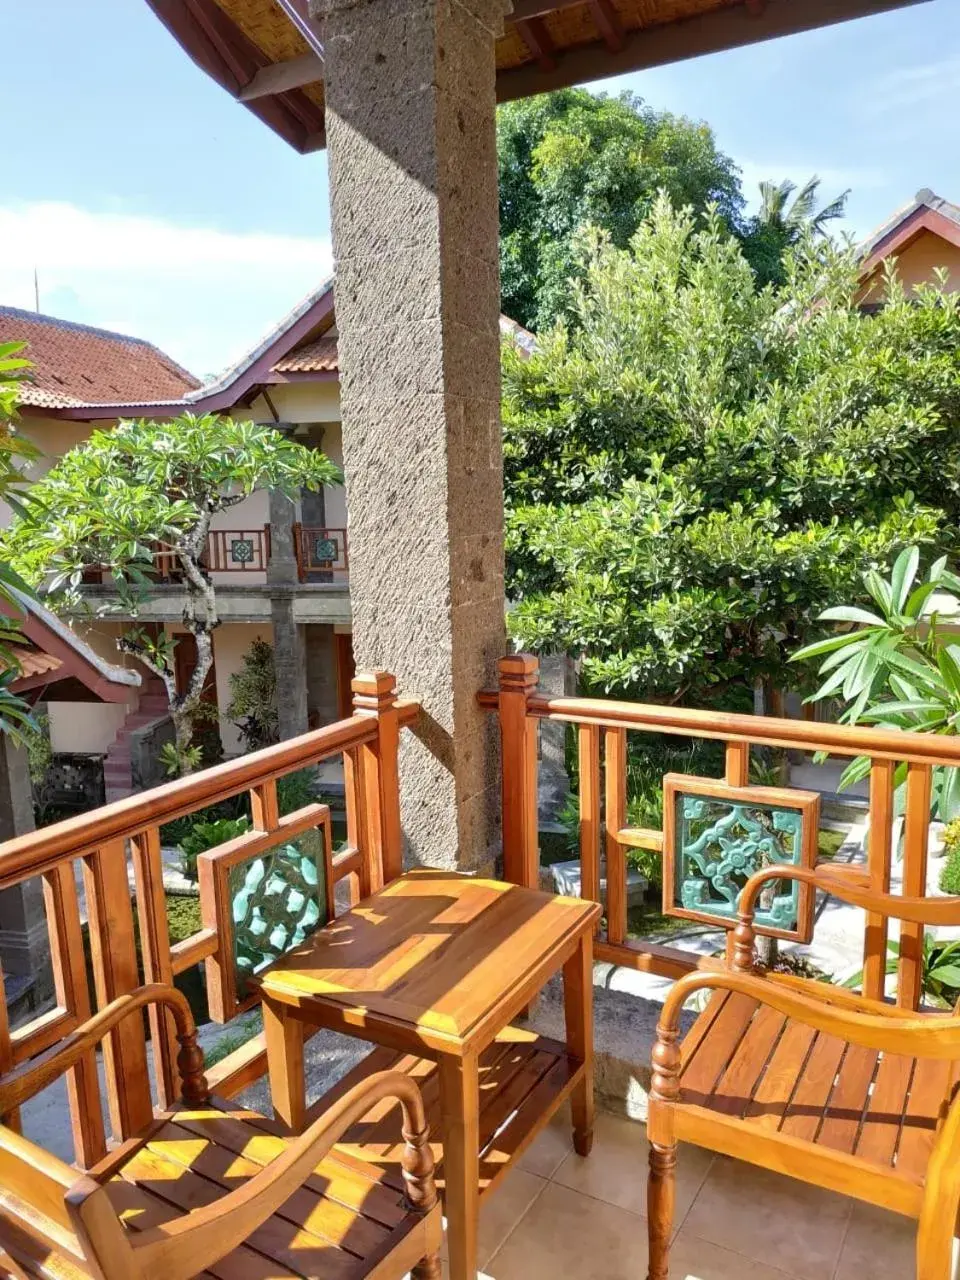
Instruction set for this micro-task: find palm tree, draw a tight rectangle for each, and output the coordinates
[757,175,849,241]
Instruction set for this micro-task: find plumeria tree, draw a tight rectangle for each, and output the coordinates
[4,413,341,770]
[0,340,40,739]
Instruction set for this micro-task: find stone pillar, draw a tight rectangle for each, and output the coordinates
[0,736,52,1000]
[267,488,309,740]
[313,0,508,873]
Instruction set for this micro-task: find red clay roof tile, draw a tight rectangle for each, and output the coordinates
[0,307,199,410]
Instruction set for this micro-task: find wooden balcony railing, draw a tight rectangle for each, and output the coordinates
[81,527,273,584]
[482,654,960,1014]
[0,673,414,1167]
[293,524,349,581]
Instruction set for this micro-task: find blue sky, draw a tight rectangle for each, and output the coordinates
[2,0,958,377]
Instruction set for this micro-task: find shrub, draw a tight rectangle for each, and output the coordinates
[228,638,279,752]
[940,829,960,895]
[178,816,250,881]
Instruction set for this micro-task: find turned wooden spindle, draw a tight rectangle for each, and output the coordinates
[400,1096,442,1280]
[176,1031,210,1105]
[650,1026,681,1105]
[647,1141,678,1280]
[732,911,758,973]
[399,1114,438,1216]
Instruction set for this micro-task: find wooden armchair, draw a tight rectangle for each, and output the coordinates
[647,866,960,1280]
[0,984,442,1280]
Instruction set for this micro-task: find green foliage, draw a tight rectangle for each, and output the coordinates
[941,818,960,856]
[0,341,41,741]
[160,740,204,777]
[844,933,960,1009]
[277,768,318,816]
[940,845,960,895]
[498,89,743,331]
[4,412,340,596]
[3,412,341,762]
[178,816,251,881]
[793,548,960,818]
[504,197,955,710]
[227,638,279,752]
[741,176,849,288]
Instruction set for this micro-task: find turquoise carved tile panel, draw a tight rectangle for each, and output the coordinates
[663,775,819,941]
[228,828,328,998]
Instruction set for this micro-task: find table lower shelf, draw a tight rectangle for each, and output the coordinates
[308,1026,583,1200]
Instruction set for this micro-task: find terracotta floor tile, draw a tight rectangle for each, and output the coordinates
[833,1201,917,1280]
[552,1111,713,1223]
[682,1156,852,1280]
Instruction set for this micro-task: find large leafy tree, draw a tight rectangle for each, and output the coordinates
[498,88,743,332]
[5,414,341,769]
[503,196,960,712]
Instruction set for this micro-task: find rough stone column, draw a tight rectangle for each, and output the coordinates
[0,736,52,1000]
[267,488,309,740]
[313,0,508,872]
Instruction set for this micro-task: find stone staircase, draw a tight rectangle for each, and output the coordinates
[103,679,169,803]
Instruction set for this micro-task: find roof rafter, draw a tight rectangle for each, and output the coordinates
[239,50,324,100]
[588,0,625,52]
[515,16,557,70]
[497,0,931,101]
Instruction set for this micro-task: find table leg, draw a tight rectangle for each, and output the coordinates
[563,929,595,1157]
[438,1052,480,1280]
[263,996,305,1133]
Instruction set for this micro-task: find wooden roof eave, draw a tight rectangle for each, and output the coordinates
[145,0,932,149]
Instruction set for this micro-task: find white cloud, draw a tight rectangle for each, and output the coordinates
[864,57,960,116]
[736,160,885,214]
[0,202,333,378]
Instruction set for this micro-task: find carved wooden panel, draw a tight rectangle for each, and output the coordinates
[662,774,820,942]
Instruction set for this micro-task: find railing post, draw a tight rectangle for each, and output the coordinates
[498,654,540,890]
[864,759,895,1001]
[899,762,931,1010]
[352,671,403,889]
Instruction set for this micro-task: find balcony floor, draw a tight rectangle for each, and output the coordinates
[434,1105,915,1280]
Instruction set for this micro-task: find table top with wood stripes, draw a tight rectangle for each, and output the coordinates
[258,871,601,1055]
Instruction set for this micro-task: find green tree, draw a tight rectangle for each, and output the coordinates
[4,413,341,769]
[0,340,40,739]
[742,175,849,288]
[503,196,960,711]
[227,637,279,752]
[498,88,743,331]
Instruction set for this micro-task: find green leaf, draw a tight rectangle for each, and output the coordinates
[817,606,886,627]
[890,545,920,614]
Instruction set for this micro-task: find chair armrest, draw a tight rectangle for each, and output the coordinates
[0,984,207,1116]
[732,866,960,972]
[651,968,960,1107]
[101,1069,437,1280]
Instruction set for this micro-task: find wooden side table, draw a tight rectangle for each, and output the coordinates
[258,870,601,1280]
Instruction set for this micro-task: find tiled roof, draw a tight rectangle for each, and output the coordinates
[272,334,339,373]
[0,307,200,410]
[858,188,960,262]
[9,645,62,680]
[269,315,536,377]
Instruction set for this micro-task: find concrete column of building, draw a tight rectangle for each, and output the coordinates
[313,0,508,872]
[0,736,52,1000]
[267,488,309,740]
